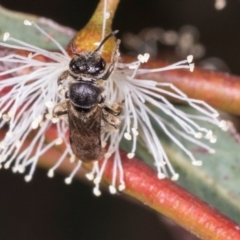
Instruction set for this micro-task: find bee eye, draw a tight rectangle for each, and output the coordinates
[90,58,106,75]
[69,60,78,73]
[101,59,106,68]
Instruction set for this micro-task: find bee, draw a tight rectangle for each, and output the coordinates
[53,31,122,162]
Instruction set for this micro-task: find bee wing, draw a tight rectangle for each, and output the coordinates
[67,103,102,162]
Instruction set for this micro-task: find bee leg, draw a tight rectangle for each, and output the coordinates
[103,105,121,116]
[57,70,69,86]
[53,102,68,118]
[102,112,120,130]
[102,102,122,130]
[96,39,121,81]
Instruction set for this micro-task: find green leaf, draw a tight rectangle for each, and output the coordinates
[0,5,74,49]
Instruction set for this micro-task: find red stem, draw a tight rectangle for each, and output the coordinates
[37,127,240,240]
[39,128,240,239]
[100,152,240,240]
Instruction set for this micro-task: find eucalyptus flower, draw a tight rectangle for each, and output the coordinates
[0,20,227,196]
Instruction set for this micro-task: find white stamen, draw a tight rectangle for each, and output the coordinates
[124,132,132,140]
[171,173,179,181]
[158,173,166,179]
[3,32,10,41]
[28,52,33,58]
[47,169,54,178]
[219,120,229,131]
[137,53,150,63]
[55,137,63,145]
[64,177,72,184]
[2,114,10,121]
[192,160,203,166]
[137,54,144,63]
[143,53,150,62]
[24,20,32,26]
[0,141,5,149]
[45,113,53,120]
[31,121,39,129]
[209,149,216,154]
[118,184,125,191]
[12,166,18,173]
[194,132,203,139]
[93,187,101,197]
[24,175,32,182]
[94,176,101,185]
[101,141,107,148]
[210,135,217,143]
[8,110,15,118]
[104,152,111,159]
[104,12,110,19]
[52,118,59,123]
[86,172,94,181]
[189,63,195,72]
[45,101,55,109]
[132,128,139,136]
[70,155,75,163]
[15,140,21,149]
[109,185,117,194]
[155,161,166,167]
[212,113,219,118]
[127,152,135,159]
[4,161,11,169]
[17,165,25,173]
[64,161,81,184]
[39,121,45,128]
[0,20,72,188]
[205,130,213,139]
[128,64,138,69]
[215,0,226,10]
[6,131,13,138]
[37,115,43,122]
[86,162,98,181]
[187,55,194,63]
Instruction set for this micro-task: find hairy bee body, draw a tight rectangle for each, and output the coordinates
[53,31,122,162]
[67,100,102,162]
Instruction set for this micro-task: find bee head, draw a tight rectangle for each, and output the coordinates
[69,30,119,78]
[69,53,106,76]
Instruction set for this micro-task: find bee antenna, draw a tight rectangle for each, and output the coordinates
[93,30,119,53]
